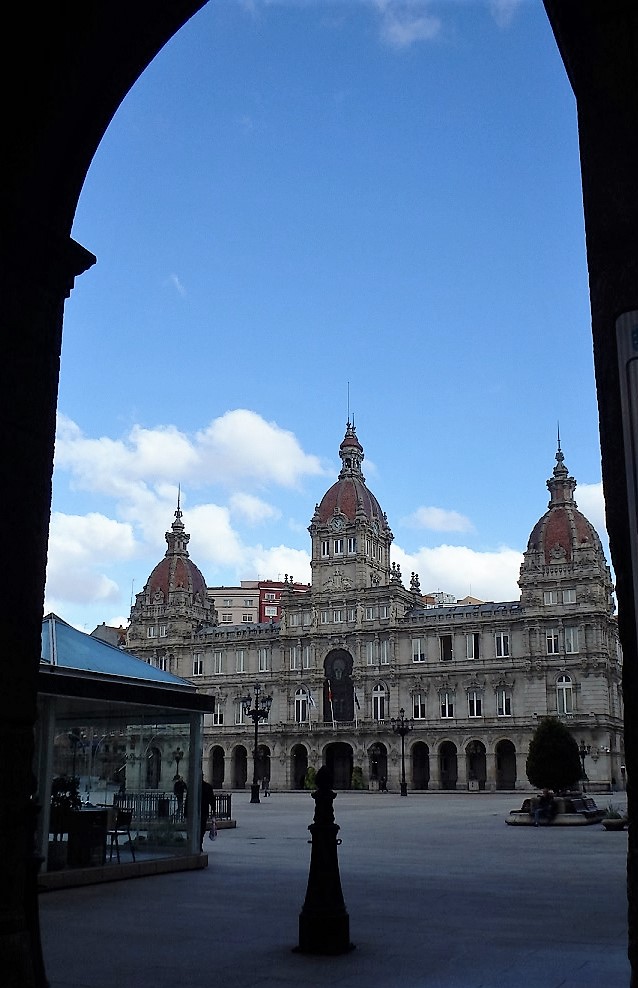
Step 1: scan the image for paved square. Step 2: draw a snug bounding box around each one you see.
[39,791,630,988]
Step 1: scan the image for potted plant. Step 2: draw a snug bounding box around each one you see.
[601,802,627,831]
[48,775,82,869]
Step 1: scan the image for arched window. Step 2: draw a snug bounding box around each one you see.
[295,688,309,724]
[372,683,386,721]
[556,674,574,714]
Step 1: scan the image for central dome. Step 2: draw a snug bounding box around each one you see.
[314,422,390,532]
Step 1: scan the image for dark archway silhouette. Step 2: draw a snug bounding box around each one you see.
[496,739,517,790]
[412,741,430,790]
[325,742,354,790]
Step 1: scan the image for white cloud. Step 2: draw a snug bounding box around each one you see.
[45,512,136,609]
[575,481,608,544]
[489,0,522,30]
[247,545,312,586]
[402,505,474,533]
[229,492,281,525]
[55,409,326,498]
[392,542,523,602]
[195,409,327,487]
[375,0,442,50]
[167,273,186,297]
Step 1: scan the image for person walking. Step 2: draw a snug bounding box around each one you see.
[200,775,215,851]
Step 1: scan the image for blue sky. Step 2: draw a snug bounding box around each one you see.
[45,0,609,632]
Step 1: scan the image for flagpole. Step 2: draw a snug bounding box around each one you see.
[327,679,335,730]
[353,685,358,728]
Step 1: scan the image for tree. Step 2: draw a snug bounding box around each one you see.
[526,717,582,792]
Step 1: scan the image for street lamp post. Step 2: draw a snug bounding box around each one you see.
[241,683,273,804]
[391,708,414,797]
[579,741,591,792]
[172,746,184,778]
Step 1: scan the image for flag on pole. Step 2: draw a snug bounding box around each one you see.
[353,686,360,727]
[307,691,316,708]
[327,679,335,729]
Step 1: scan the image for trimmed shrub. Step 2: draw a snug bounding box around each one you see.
[351,766,365,790]
[526,717,582,792]
[303,766,317,790]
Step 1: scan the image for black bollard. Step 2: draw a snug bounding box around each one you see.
[295,765,355,955]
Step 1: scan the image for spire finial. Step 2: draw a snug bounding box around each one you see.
[557,422,561,453]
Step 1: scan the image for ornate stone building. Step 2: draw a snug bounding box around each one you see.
[126,425,622,792]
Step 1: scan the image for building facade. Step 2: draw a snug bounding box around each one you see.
[126,424,623,792]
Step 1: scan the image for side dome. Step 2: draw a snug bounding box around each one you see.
[525,446,602,564]
[138,501,207,604]
[519,443,614,610]
[313,421,390,533]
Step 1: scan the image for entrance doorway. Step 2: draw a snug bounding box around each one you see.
[439,741,458,790]
[232,746,248,789]
[325,742,354,789]
[466,740,487,790]
[412,741,430,789]
[496,739,517,789]
[210,746,225,789]
[291,744,308,789]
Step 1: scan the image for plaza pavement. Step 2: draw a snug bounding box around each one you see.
[39,790,630,988]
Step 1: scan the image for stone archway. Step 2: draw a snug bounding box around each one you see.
[232,746,248,789]
[291,744,308,789]
[439,741,458,790]
[210,745,225,789]
[466,740,487,791]
[495,739,517,790]
[325,742,354,790]
[412,741,430,790]
[368,742,388,785]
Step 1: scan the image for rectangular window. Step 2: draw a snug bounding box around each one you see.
[347,537,357,554]
[366,538,372,555]
[379,604,389,619]
[288,612,300,627]
[365,606,375,620]
[347,607,357,623]
[412,638,426,663]
[497,689,512,717]
[289,646,300,670]
[243,598,254,607]
[264,605,277,617]
[221,613,233,623]
[563,587,576,604]
[222,598,233,607]
[468,691,482,717]
[321,540,330,557]
[333,609,343,624]
[192,654,203,677]
[258,648,269,673]
[466,632,480,660]
[235,703,246,726]
[495,632,510,658]
[213,651,223,675]
[439,634,453,662]
[365,641,376,665]
[440,692,454,718]
[303,645,313,669]
[379,639,389,665]
[546,628,560,655]
[333,538,344,555]
[565,626,579,654]
[543,590,559,605]
[265,592,276,601]
[413,693,427,719]
[242,614,253,623]
[320,610,330,624]
[156,654,167,672]
[147,627,157,639]
[235,650,245,673]
[212,709,224,726]
[158,625,167,638]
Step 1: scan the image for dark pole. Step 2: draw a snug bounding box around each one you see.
[391,708,413,797]
[295,765,354,955]
[241,684,273,805]
[579,741,590,793]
